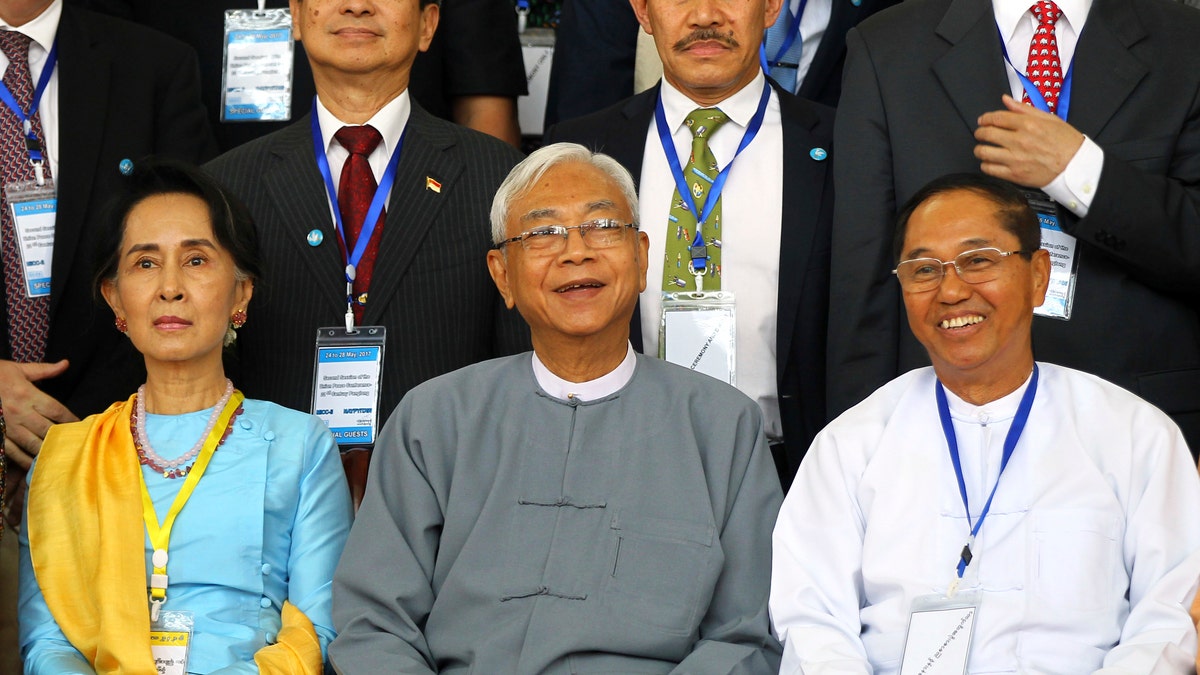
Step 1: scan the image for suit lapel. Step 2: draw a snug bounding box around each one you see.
[261,117,346,309]
[361,105,461,324]
[932,0,1011,135]
[52,7,109,319]
[776,87,829,380]
[1066,0,1147,138]
[799,0,857,101]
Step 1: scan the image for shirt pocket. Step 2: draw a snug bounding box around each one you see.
[604,511,717,636]
[1031,508,1122,612]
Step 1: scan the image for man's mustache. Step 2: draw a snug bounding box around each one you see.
[673,29,740,52]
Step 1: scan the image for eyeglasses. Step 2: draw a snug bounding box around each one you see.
[893,247,1034,292]
[494,219,638,255]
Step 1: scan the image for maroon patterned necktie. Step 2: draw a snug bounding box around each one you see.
[334,125,384,324]
[1023,0,1064,112]
[0,30,50,362]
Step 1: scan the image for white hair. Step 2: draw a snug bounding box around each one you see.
[489,142,640,245]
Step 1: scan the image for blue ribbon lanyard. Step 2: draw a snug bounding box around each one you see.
[653,81,770,274]
[758,0,810,74]
[936,365,1039,584]
[310,98,406,328]
[0,38,57,185]
[997,26,1072,121]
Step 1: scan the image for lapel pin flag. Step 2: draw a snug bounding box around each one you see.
[426,176,442,193]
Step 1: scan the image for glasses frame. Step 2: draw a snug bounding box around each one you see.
[892,247,1035,292]
[493,219,639,253]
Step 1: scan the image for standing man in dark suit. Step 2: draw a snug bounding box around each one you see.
[0,1,214,671]
[546,0,835,489]
[206,0,528,499]
[828,0,1200,453]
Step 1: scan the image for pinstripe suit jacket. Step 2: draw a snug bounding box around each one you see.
[205,103,529,425]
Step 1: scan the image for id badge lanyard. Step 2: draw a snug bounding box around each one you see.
[997,27,1073,121]
[758,0,810,74]
[138,392,244,621]
[937,365,1038,597]
[653,82,769,288]
[310,98,406,332]
[0,38,57,186]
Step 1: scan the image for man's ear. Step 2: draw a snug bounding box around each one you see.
[486,249,517,309]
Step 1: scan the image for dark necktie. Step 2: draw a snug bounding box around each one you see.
[334,125,384,323]
[1023,0,1064,112]
[0,30,50,362]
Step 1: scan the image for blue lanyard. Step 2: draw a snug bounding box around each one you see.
[997,25,1073,121]
[310,98,406,287]
[0,37,57,166]
[936,365,1039,578]
[758,0,809,74]
[654,81,769,258]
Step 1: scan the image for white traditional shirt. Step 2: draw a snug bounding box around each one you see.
[771,364,1200,673]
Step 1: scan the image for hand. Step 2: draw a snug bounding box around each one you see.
[974,94,1085,188]
[0,359,77,469]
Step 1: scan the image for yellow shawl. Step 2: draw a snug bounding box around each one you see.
[27,395,321,674]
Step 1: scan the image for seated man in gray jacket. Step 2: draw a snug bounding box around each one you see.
[330,143,783,673]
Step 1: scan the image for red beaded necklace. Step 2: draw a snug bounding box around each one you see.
[130,395,243,479]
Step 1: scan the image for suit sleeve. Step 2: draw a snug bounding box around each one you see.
[152,38,218,163]
[826,27,903,418]
[671,408,784,674]
[328,397,440,674]
[1063,123,1200,293]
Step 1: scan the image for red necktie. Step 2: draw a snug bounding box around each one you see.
[0,30,50,363]
[1023,0,1064,112]
[334,125,384,324]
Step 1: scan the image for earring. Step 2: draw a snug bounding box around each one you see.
[231,309,247,328]
[114,317,128,333]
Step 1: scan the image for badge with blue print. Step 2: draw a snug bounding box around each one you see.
[1024,191,1077,321]
[312,326,386,448]
[5,180,56,298]
[221,9,294,122]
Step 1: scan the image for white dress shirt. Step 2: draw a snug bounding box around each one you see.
[314,91,411,225]
[771,364,1200,673]
[639,72,784,441]
[776,0,834,93]
[0,0,62,181]
[994,0,1103,217]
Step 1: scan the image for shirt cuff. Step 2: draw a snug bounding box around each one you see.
[1041,135,1103,218]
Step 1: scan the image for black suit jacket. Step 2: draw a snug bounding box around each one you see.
[829,0,1200,451]
[205,104,529,425]
[794,0,903,106]
[0,6,216,417]
[546,82,835,484]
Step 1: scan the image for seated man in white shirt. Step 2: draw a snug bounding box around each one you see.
[771,172,1200,673]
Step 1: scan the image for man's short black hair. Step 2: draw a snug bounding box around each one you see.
[892,173,1042,263]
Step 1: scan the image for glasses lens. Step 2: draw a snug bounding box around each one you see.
[897,258,944,291]
[582,220,627,248]
[954,248,1004,283]
[521,226,565,253]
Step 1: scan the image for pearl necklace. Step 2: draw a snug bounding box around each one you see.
[131,380,239,479]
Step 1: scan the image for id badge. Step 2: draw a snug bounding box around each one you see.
[221,9,294,122]
[898,592,979,675]
[659,291,736,385]
[5,180,55,298]
[1026,192,1078,320]
[150,610,193,675]
[312,326,386,446]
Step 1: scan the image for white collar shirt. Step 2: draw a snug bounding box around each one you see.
[0,0,62,179]
[532,343,637,401]
[638,73,784,441]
